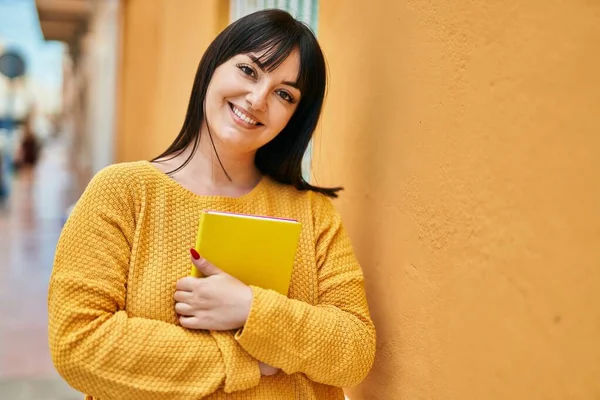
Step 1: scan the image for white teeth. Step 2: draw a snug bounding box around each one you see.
[232,106,258,125]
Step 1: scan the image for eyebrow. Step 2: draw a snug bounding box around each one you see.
[248,55,300,90]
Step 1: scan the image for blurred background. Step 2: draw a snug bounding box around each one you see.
[0,0,598,399]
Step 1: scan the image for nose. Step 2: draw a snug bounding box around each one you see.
[246,85,268,112]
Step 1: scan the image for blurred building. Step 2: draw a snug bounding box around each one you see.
[34,0,119,193]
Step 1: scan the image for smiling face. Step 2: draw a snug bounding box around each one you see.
[203,48,302,154]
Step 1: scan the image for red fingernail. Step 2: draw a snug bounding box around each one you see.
[190,248,200,260]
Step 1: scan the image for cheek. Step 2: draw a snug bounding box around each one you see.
[206,74,237,103]
[204,83,219,112]
[205,86,231,121]
[270,104,296,130]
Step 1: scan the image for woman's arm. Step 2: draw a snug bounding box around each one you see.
[48,166,260,400]
[234,196,376,388]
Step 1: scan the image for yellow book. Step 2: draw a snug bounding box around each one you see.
[191,210,302,296]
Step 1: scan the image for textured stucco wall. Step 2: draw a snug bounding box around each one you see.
[116,0,229,162]
[316,1,600,398]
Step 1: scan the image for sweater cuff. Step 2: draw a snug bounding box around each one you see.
[210,330,261,393]
[235,286,283,358]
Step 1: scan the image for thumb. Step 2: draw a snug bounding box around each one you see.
[190,248,222,276]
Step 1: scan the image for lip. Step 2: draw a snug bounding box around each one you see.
[228,102,263,128]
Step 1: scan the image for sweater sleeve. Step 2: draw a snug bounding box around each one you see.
[48,165,260,400]
[234,195,376,388]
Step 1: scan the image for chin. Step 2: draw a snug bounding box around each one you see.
[211,127,257,152]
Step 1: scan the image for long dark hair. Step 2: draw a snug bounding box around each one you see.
[152,9,342,198]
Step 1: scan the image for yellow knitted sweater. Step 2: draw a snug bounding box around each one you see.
[48,161,376,400]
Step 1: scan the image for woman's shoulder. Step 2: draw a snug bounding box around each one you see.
[264,177,340,217]
[95,160,155,178]
[86,161,151,195]
[69,162,151,220]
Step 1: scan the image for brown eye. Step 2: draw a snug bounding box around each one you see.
[277,90,296,104]
[236,64,256,78]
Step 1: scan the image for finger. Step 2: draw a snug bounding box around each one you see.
[258,362,279,376]
[190,248,223,277]
[179,315,201,329]
[174,302,195,316]
[173,290,193,302]
[176,276,197,291]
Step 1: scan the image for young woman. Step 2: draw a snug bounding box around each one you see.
[49,9,375,400]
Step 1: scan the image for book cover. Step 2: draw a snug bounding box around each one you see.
[190,210,302,296]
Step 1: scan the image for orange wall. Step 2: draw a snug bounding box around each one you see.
[116,0,229,162]
[316,1,600,399]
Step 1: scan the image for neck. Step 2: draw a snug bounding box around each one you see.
[177,124,262,190]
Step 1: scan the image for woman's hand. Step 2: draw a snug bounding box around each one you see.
[174,249,253,331]
[258,362,279,376]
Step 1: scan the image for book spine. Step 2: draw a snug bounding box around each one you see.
[190,212,206,278]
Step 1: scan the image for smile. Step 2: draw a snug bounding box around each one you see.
[228,102,262,126]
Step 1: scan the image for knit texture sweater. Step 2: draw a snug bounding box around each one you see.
[48,161,376,400]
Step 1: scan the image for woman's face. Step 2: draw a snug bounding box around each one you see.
[204,48,302,154]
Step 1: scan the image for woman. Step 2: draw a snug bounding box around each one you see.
[49,9,375,400]
[14,115,40,181]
